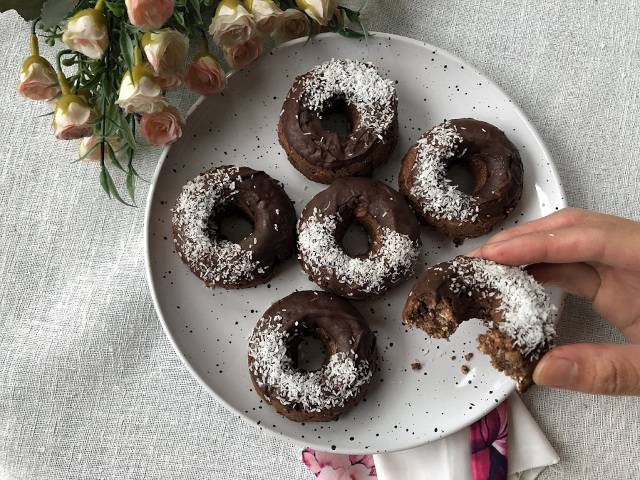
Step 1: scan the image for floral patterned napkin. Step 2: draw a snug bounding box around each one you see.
[302,401,508,480]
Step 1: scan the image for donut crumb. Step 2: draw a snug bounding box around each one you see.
[410,361,422,371]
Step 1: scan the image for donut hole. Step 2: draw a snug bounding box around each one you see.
[340,220,373,258]
[208,205,254,243]
[319,96,355,137]
[290,331,328,373]
[446,154,490,195]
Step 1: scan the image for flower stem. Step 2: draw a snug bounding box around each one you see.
[134,45,142,66]
[56,50,74,95]
[30,17,40,56]
[199,29,210,54]
[95,0,106,12]
[30,34,40,57]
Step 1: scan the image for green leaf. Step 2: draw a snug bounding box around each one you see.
[103,165,135,206]
[106,140,127,173]
[40,0,77,28]
[0,0,45,21]
[126,150,136,203]
[119,27,135,76]
[99,165,110,197]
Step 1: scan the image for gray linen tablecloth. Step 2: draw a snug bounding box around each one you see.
[1,1,639,479]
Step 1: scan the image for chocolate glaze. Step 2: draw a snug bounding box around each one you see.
[298,177,422,299]
[399,118,523,241]
[248,291,376,421]
[402,258,550,391]
[278,74,399,184]
[172,166,297,289]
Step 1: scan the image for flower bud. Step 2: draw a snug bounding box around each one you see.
[141,29,189,77]
[125,0,175,31]
[53,94,94,140]
[185,53,226,96]
[18,55,60,101]
[79,135,127,162]
[62,8,109,59]
[223,36,263,70]
[272,8,309,44]
[140,105,184,146]
[210,0,257,48]
[244,0,282,33]
[295,0,337,25]
[116,65,168,114]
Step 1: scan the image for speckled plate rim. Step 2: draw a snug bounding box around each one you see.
[143,31,567,455]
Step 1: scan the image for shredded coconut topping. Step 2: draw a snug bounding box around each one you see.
[450,257,556,358]
[248,315,372,412]
[172,166,258,285]
[410,122,479,222]
[298,210,420,295]
[300,59,396,137]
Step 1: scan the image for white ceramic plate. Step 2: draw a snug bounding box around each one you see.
[144,32,566,454]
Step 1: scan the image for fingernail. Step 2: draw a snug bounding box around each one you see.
[533,356,578,387]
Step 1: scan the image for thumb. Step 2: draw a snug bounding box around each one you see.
[533,344,640,395]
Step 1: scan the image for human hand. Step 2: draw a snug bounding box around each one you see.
[469,208,640,395]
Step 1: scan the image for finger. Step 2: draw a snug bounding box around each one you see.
[472,226,617,267]
[481,208,596,246]
[526,263,601,300]
[533,344,640,395]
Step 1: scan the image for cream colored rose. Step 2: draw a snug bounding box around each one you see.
[272,8,309,44]
[52,95,94,140]
[210,0,257,48]
[116,65,167,114]
[185,54,226,96]
[79,135,127,162]
[295,0,337,25]
[223,36,263,70]
[141,29,189,77]
[62,9,109,60]
[18,56,60,101]
[140,106,184,146]
[244,0,282,33]
[125,0,175,31]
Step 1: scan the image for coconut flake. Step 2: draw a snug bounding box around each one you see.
[298,210,420,295]
[300,59,396,136]
[248,315,372,412]
[450,257,556,358]
[410,122,479,222]
[172,166,258,285]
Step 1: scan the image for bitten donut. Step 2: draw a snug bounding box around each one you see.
[402,256,556,391]
[399,118,523,242]
[278,59,399,183]
[298,177,422,299]
[172,166,296,289]
[248,290,377,422]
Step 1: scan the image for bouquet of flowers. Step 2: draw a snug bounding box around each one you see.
[8,0,367,204]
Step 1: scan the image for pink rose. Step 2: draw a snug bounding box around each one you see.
[62,8,109,59]
[125,0,175,30]
[223,36,263,70]
[52,94,94,140]
[185,54,226,96]
[18,56,60,101]
[140,105,184,146]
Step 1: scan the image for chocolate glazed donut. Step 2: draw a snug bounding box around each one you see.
[402,256,556,391]
[298,177,422,299]
[278,59,399,184]
[172,166,297,289]
[248,291,377,422]
[399,118,523,242]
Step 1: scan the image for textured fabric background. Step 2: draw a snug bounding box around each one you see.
[1,1,639,479]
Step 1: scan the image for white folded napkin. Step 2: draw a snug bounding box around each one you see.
[373,395,559,480]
